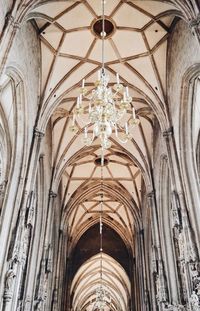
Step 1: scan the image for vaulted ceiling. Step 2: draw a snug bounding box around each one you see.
[27,1,177,310]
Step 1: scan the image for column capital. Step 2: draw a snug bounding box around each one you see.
[34,127,45,138]
[146,190,155,199]
[5,13,21,30]
[189,13,200,29]
[49,190,57,198]
[163,127,173,139]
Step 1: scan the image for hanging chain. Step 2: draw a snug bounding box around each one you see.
[101,0,105,74]
[100,160,104,285]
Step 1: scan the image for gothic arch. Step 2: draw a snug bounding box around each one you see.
[179,64,200,250]
[0,67,29,309]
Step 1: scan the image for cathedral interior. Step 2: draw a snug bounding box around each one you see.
[0,0,200,311]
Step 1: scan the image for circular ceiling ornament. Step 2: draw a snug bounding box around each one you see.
[91,17,116,39]
[94,157,109,166]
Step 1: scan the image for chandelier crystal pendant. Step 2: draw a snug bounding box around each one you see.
[69,0,140,162]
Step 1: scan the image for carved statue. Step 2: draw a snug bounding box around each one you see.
[5,269,15,290]
[5,260,17,291]
[171,203,180,227]
[20,228,30,266]
[190,263,199,279]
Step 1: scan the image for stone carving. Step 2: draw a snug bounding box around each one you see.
[171,192,180,227]
[0,180,6,198]
[4,259,17,301]
[181,209,197,263]
[163,302,187,311]
[5,266,16,290]
[156,272,167,302]
[35,299,44,311]
[189,262,200,293]
[35,258,48,307]
[171,205,180,227]
[189,291,200,311]
[20,227,30,267]
[178,231,185,260]
[27,205,35,226]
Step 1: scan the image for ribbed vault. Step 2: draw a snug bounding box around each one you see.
[26,1,179,310]
[70,253,131,311]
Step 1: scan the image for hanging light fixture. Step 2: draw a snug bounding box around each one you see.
[69,0,140,163]
[91,165,111,311]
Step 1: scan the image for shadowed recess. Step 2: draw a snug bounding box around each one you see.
[71,223,131,278]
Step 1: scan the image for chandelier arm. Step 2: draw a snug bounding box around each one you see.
[115,126,129,144]
[82,93,93,101]
[76,114,91,126]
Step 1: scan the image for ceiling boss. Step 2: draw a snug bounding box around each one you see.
[69,0,140,165]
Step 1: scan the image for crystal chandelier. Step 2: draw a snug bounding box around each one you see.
[70,0,140,163]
